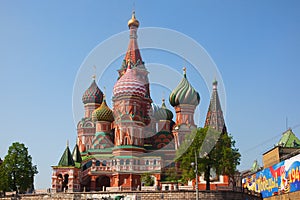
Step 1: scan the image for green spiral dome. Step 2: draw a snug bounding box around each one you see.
[169,69,200,107]
[92,99,114,122]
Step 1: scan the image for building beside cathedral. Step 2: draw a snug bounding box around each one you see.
[51,12,228,192]
[242,129,300,199]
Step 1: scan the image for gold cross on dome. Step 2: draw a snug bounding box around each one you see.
[92,65,97,80]
[183,67,186,74]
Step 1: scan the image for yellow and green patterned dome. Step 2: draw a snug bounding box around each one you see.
[154,99,173,121]
[92,98,114,122]
[169,68,200,107]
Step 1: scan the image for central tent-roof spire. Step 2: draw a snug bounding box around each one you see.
[124,10,143,67]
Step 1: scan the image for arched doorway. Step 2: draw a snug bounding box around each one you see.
[96,176,110,191]
[62,174,69,192]
[57,174,63,192]
[81,176,91,192]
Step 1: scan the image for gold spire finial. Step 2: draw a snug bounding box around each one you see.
[92,65,97,80]
[67,140,69,147]
[103,86,106,100]
[128,10,139,28]
[213,78,218,90]
[161,97,167,108]
[183,67,187,77]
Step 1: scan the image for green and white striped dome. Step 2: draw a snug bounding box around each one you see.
[169,68,200,107]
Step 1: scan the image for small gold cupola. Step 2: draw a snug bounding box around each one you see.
[128,11,139,28]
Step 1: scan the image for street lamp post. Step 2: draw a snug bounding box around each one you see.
[191,151,199,200]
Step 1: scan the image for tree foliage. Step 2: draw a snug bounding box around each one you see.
[0,163,9,195]
[176,127,240,190]
[0,142,38,194]
[163,167,181,182]
[141,173,154,186]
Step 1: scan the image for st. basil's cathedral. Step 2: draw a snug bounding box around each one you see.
[51,12,227,192]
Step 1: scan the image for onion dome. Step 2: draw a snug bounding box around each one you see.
[151,103,160,116]
[82,79,103,104]
[92,96,114,122]
[169,68,200,107]
[128,11,139,28]
[154,99,174,121]
[113,67,147,98]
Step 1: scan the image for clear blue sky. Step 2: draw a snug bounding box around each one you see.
[1,0,300,189]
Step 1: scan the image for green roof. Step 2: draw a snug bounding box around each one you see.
[113,145,145,150]
[87,148,113,153]
[277,129,300,148]
[74,162,81,168]
[58,146,75,167]
[251,160,260,172]
[81,155,94,161]
[114,155,139,159]
[72,144,82,163]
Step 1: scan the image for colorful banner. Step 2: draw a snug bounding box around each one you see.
[242,154,300,198]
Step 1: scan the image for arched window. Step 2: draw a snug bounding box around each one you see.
[86,161,92,168]
[63,174,69,191]
[82,160,92,170]
[102,160,107,166]
[153,159,157,165]
[126,159,130,165]
[84,121,93,127]
[120,160,124,165]
[146,160,149,165]
[124,136,130,145]
[58,174,63,181]
[96,160,100,166]
[133,160,136,165]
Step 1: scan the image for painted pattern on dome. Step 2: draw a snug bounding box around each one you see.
[169,70,200,107]
[82,80,103,104]
[92,99,114,122]
[113,67,147,98]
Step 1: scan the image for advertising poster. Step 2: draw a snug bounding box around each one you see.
[242,154,300,198]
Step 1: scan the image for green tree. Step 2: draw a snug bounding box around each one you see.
[163,167,181,182]
[141,173,154,186]
[0,142,38,194]
[0,162,9,196]
[176,127,240,190]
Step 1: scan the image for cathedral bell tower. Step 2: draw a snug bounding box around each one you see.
[112,11,152,157]
[169,68,200,149]
[77,77,103,152]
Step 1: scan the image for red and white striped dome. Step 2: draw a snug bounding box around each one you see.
[113,68,147,98]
